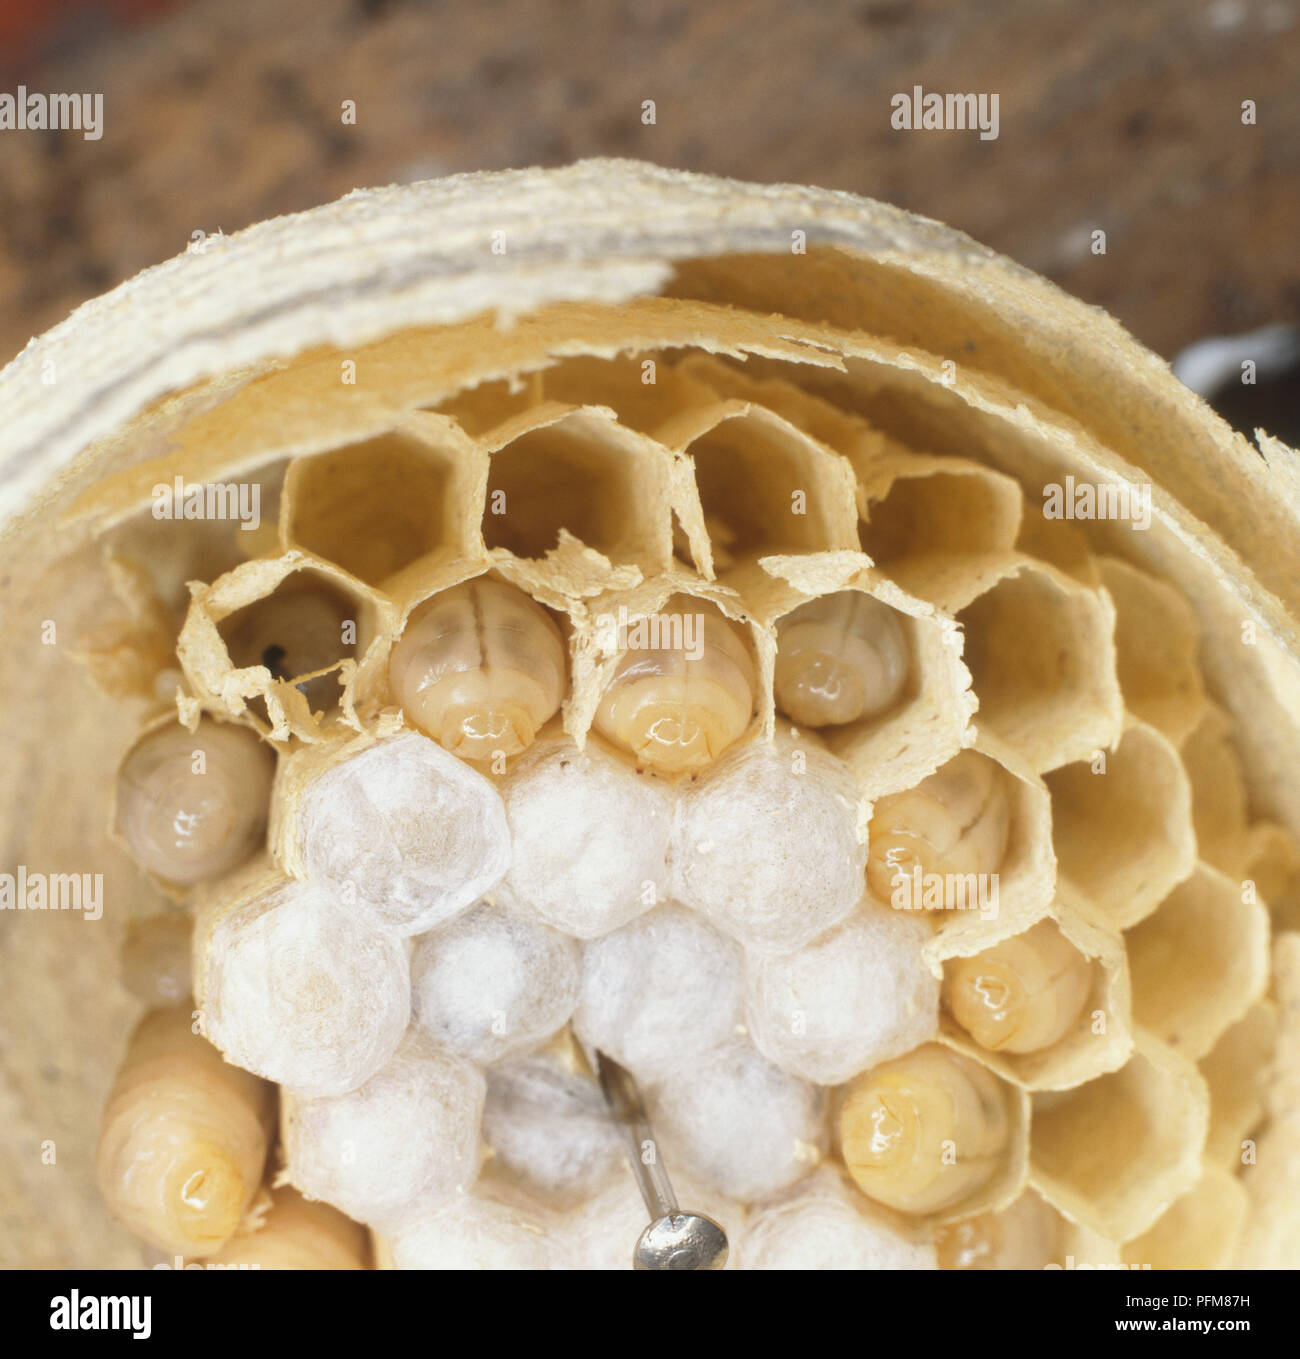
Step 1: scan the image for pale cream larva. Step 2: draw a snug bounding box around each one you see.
[774,591,910,728]
[204,1186,370,1269]
[388,577,566,762]
[593,599,757,774]
[866,750,1010,907]
[120,913,193,1008]
[115,719,274,886]
[97,1008,274,1257]
[934,1191,1059,1270]
[943,920,1093,1054]
[838,1044,1011,1216]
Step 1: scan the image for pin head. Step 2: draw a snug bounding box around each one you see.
[634,1212,729,1271]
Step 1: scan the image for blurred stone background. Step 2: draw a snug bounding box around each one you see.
[0,0,1297,370]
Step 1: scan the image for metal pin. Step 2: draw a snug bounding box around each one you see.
[594,1049,729,1271]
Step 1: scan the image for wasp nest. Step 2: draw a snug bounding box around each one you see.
[7,162,1298,1270]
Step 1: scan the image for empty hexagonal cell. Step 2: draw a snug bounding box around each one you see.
[957,562,1123,772]
[674,351,869,449]
[1126,865,1270,1061]
[1013,507,1101,589]
[283,415,486,596]
[220,573,361,704]
[1120,1166,1248,1270]
[179,556,386,740]
[1199,1002,1278,1171]
[217,568,376,718]
[481,405,674,575]
[432,372,545,438]
[1181,703,1252,877]
[1096,557,1207,747]
[1029,1030,1208,1242]
[1045,719,1196,929]
[1234,936,1300,1268]
[858,460,1024,613]
[539,352,718,435]
[939,902,1132,1092]
[1243,822,1300,932]
[669,403,860,576]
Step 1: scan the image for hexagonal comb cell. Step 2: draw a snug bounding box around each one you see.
[540,352,719,436]
[939,906,1132,1092]
[1097,557,1207,746]
[957,562,1123,773]
[668,404,860,576]
[1181,703,1253,877]
[219,572,360,712]
[589,591,758,775]
[1045,719,1197,929]
[284,418,484,595]
[1120,1166,1248,1270]
[857,462,1024,612]
[1125,864,1270,1060]
[1199,1002,1278,1171]
[1029,1031,1208,1242]
[178,555,385,739]
[481,406,674,575]
[836,1042,1031,1227]
[774,588,972,803]
[935,1186,1120,1269]
[432,374,545,439]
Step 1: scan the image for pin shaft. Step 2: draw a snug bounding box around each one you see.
[595,1049,678,1219]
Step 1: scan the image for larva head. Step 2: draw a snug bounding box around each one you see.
[224,583,354,710]
[162,1142,249,1249]
[593,601,756,774]
[115,720,274,886]
[388,577,566,762]
[838,1043,1010,1215]
[866,750,1010,904]
[943,920,1093,1054]
[775,591,910,728]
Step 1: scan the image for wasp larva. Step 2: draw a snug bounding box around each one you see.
[774,591,910,728]
[934,1191,1057,1269]
[97,1008,274,1256]
[388,577,566,762]
[205,1186,370,1269]
[593,599,756,774]
[120,913,193,1008]
[866,750,1010,907]
[943,920,1093,1054]
[115,719,275,886]
[838,1044,1011,1215]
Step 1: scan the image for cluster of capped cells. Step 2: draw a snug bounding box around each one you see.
[96,349,1287,1270]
